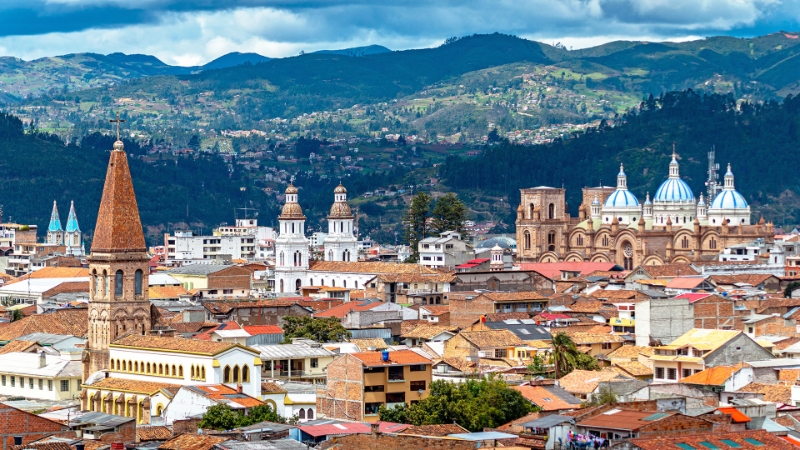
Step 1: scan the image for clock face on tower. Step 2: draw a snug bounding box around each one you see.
[624,244,633,258]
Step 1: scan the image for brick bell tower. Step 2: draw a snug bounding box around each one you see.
[83,138,151,381]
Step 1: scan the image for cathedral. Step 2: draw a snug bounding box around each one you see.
[47,200,85,257]
[274,182,359,293]
[515,152,774,268]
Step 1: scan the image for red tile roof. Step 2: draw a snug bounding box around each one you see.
[91,145,146,253]
[675,293,713,303]
[576,409,675,431]
[717,407,751,423]
[627,430,789,450]
[313,300,382,319]
[666,276,709,289]
[300,421,409,437]
[188,384,263,408]
[351,349,432,366]
[242,325,283,335]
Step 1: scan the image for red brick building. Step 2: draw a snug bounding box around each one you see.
[0,404,67,450]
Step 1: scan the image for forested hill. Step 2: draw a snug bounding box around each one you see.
[440,90,800,226]
[0,113,409,246]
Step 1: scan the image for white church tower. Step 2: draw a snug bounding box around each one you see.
[64,200,85,257]
[47,200,64,245]
[323,183,358,262]
[275,182,309,293]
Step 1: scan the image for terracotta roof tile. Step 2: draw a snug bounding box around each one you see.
[242,325,283,335]
[401,325,457,340]
[349,338,388,351]
[738,382,793,404]
[420,305,450,315]
[111,334,250,356]
[627,429,789,450]
[0,309,87,340]
[607,346,655,360]
[779,369,800,382]
[0,340,37,355]
[590,289,644,300]
[148,286,191,300]
[376,273,456,283]
[402,424,469,436]
[351,349,432,366]
[91,146,146,253]
[460,329,525,348]
[567,332,626,344]
[6,267,90,285]
[261,382,287,394]
[482,291,546,302]
[483,312,532,322]
[137,425,173,441]
[512,385,582,411]
[309,260,438,274]
[159,434,227,450]
[517,262,621,279]
[566,301,609,313]
[613,361,653,377]
[88,377,182,395]
[314,300,382,319]
[9,443,72,450]
[638,263,699,278]
[558,369,627,395]
[496,411,543,431]
[188,384,263,408]
[680,365,746,386]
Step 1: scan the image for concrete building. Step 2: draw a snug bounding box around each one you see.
[418,231,472,270]
[164,218,275,264]
[0,350,82,401]
[253,342,336,384]
[166,264,251,299]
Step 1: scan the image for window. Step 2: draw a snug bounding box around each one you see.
[38,379,43,390]
[364,367,385,374]
[29,378,34,389]
[61,380,70,392]
[410,380,426,391]
[524,231,531,250]
[699,443,720,449]
[410,364,427,372]
[388,366,404,381]
[656,367,664,379]
[223,366,231,383]
[709,238,717,249]
[115,270,123,297]
[494,349,508,358]
[682,369,692,379]
[10,376,15,387]
[20,377,24,387]
[242,365,250,382]
[548,203,555,219]
[602,235,609,247]
[576,235,584,246]
[298,408,305,419]
[386,392,406,403]
[223,289,233,294]
[134,269,143,295]
[365,403,382,415]
[601,342,612,350]
[1,375,5,386]
[742,438,764,446]
[233,366,240,383]
[364,385,385,392]
[681,236,689,249]
[310,358,319,368]
[48,380,53,391]
[667,368,677,380]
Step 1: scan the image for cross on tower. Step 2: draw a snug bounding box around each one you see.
[110,113,126,141]
[290,175,296,184]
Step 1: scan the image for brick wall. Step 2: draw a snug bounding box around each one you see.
[447,294,494,329]
[172,418,201,435]
[0,404,66,450]
[637,414,713,437]
[705,334,774,367]
[443,334,477,360]
[208,267,252,290]
[693,295,736,329]
[735,316,797,338]
[317,354,364,421]
[99,421,136,444]
[320,432,481,450]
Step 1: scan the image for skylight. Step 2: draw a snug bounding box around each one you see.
[676,444,696,450]
[699,442,720,449]
[742,438,764,446]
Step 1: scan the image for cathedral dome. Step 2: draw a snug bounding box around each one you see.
[334,183,347,194]
[285,184,298,195]
[604,189,639,208]
[653,178,695,202]
[280,202,305,218]
[710,189,748,209]
[328,201,353,218]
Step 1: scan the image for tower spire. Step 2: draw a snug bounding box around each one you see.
[66,200,80,233]
[48,200,63,233]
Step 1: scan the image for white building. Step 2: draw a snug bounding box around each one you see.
[164,218,276,264]
[601,164,641,226]
[708,164,752,227]
[163,384,264,426]
[418,231,472,269]
[0,350,83,401]
[323,184,359,262]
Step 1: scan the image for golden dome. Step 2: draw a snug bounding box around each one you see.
[280,202,305,218]
[334,183,347,194]
[328,201,353,218]
[285,184,298,195]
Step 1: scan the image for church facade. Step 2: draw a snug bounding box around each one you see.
[515,153,774,268]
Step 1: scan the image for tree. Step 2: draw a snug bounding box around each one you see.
[378,403,409,423]
[404,192,432,262]
[551,332,584,378]
[187,134,201,151]
[198,404,241,430]
[487,128,500,143]
[431,193,469,235]
[526,353,546,376]
[247,403,286,424]
[281,316,351,343]
[588,385,618,406]
[574,352,600,371]
[785,281,800,298]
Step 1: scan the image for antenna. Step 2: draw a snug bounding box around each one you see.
[706,146,721,200]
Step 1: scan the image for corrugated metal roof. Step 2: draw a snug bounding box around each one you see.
[252,344,334,359]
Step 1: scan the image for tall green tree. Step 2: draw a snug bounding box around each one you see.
[281,316,351,343]
[551,332,582,378]
[198,404,242,430]
[404,192,432,262]
[431,193,469,235]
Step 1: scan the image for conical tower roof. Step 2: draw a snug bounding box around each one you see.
[48,200,63,232]
[66,201,80,233]
[91,141,146,253]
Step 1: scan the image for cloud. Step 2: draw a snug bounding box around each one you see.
[0,0,795,65]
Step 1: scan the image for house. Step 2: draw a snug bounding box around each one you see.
[253,343,336,384]
[315,299,416,330]
[316,350,433,422]
[443,329,526,362]
[419,305,450,325]
[650,329,774,384]
[567,332,626,357]
[511,383,582,411]
[626,429,792,449]
[450,270,554,293]
[624,263,700,286]
[665,276,716,295]
[167,264,252,299]
[0,402,67,449]
[0,350,82,401]
[556,369,630,400]
[367,272,455,304]
[203,299,312,327]
[470,319,552,342]
[679,363,754,394]
[574,410,712,444]
[418,231,472,269]
[163,384,263,425]
[709,274,781,293]
[400,325,456,347]
[0,309,88,341]
[447,291,548,328]
[454,258,491,272]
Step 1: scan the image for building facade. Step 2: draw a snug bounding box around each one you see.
[516,153,773,267]
[323,184,359,262]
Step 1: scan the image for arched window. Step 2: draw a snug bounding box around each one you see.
[171,365,176,376]
[576,235,584,246]
[524,231,531,250]
[242,365,249,382]
[279,252,285,266]
[298,408,306,419]
[710,238,717,249]
[602,236,609,247]
[328,250,333,261]
[343,280,347,288]
[92,270,99,296]
[147,363,151,373]
[307,409,314,419]
[529,203,535,220]
[115,270,124,297]
[111,359,116,370]
[355,281,359,289]
[134,362,139,373]
[134,270,143,296]
[547,231,556,252]
[223,366,231,383]
[158,364,164,375]
[179,366,184,377]
[548,203,555,219]
[681,236,689,249]
[331,280,336,287]
[279,279,284,292]
[201,366,206,380]
[104,270,109,297]
[309,278,314,286]
[191,365,195,378]
[233,366,240,383]
[296,279,302,291]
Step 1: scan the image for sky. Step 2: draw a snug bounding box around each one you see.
[0,0,798,66]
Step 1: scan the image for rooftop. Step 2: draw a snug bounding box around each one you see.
[111,334,252,356]
[350,349,431,367]
[308,260,438,275]
[87,377,182,395]
[576,408,676,431]
[627,429,789,450]
[460,329,525,348]
[251,344,334,360]
[511,385,582,411]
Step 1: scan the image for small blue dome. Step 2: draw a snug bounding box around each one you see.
[654,178,695,203]
[710,190,748,209]
[604,189,639,208]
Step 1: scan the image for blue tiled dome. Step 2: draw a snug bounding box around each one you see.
[654,178,695,203]
[710,190,748,209]
[604,189,639,208]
